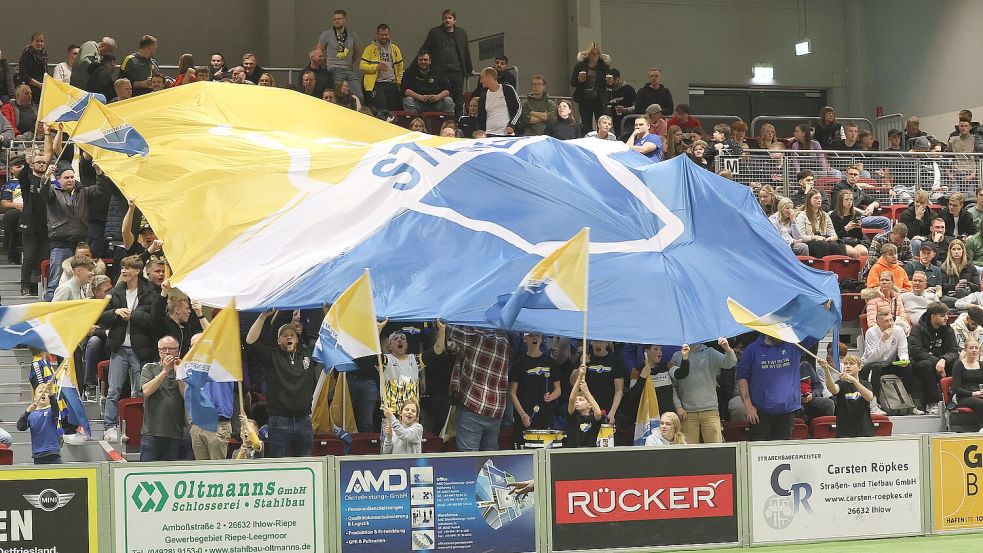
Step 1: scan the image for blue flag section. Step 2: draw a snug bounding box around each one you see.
[266,146,839,346]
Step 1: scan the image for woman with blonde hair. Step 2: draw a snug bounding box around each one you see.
[645,412,687,446]
[758,185,782,216]
[941,239,979,304]
[585,115,617,141]
[770,197,809,256]
[664,125,684,160]
[829,189,870,259]
[569,42,610,131]
[756,123,782,150]
[257,72,276,87]
[795,189,846,257]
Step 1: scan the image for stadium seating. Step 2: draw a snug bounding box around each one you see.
[119,397,144,448]
[0,446,11,465]
[809,414,893,438]
[940,376,980,431]
[348,432,382,455]
[312,434,345,456]
[823,255,862,283]
[421,432,444,453]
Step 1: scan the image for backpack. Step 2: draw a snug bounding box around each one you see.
[877,374,915,416]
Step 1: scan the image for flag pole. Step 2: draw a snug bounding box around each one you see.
[581,227,590,367]
[341,371,349,431]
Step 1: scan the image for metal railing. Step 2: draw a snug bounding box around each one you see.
[874,113,905,149]
[715,149,983,206]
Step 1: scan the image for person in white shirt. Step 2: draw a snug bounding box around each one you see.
[901,271,941,322]
[52,44,79,83]
[861,309,916,409]
[952,306,983,351]
[476,67,520,137]
[380,332,425,411]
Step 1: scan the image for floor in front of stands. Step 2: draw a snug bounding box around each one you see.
[674,533,983,552]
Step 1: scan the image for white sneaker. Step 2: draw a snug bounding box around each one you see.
[871,407,888,416]
[103,427,119,443]
[63,432,88,445]
[927,404,940,416]
[911,407,925,415]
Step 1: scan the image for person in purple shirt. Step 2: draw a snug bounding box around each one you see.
[627,115,663,161]
[736,334,803,441]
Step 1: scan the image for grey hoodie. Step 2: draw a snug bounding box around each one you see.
[670,344,737,411]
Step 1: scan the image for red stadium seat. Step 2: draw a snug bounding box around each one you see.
[841,293,865,322]
[0,446,11,465]
[421,111,454,135]
[498,427,514,451]
[312,434,345,456]
[797,256,824,270]
[39,259,50,293]
[861,228,881,241]
[940,376,979,431]
[808,416,837,439]
[389,111,418,129]
[823,255,862,283]
[348,432,382,455]
[97,360,110,399]
[791,419,808,439]
[722,421,750,442]
[883,204,907,222]
[421,433,444,453]
[119,398,144,448]
[871,415,893,436]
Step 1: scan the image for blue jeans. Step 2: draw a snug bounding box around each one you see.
[456,406,501,452]
[45,246,73,300]
[104,347,143,428]
[83,334,106,388]
[267,415,313,458]
[350,375,381,432]
[402,96,455,114]
[861,216,892,231]
[140,435,182,461]
[34,453,63,464]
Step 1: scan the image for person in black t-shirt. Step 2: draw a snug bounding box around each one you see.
[572,340,625,423]
[566,365,601,448]
[821,355,874,437]
[509,333,561,446]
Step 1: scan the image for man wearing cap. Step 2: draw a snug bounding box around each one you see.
[246,310,320,457]
[604,69,634,134]
[645,104,667,139]
[1,155,26,264]
[632,68,672,117]
[904,242,943,286]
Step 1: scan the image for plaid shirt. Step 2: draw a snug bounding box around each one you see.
[447,326,511,418]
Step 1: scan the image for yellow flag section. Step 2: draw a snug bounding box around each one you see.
[633,375,662,445]
[311,370,357,435]
[80,82,457,293]
[526,226,589,311]
[330,372,357,435]
[0,299,109,358]
[176,300,242,382]
[0,467,99,551]
[932,436,983,531]
[321,270,383,364]
[311,370,335,434]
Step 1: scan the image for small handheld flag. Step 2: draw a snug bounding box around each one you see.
[486,227,590,328]
[727,295,837,344]
[56,358,91,436]
[633,374,661,445]
[0,299,109,358]
[177,301,242,432]
[313,270,382,371]
[38,74,107,123]
[72,99,149,157]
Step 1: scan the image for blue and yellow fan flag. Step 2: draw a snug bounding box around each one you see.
[313,270,382,371]
[727,295,838,344]
[0,299,109,358]
[38,74,106,123]
[176,301,241,432]
[487,227,590,328]
[55,357,91,436]
[72,99,149,157]
[634,375,661,445]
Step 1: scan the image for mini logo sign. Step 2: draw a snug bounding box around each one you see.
[554,474,734,524]
[23,489,75,512]
[131,481,169,512]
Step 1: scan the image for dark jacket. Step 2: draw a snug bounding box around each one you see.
[814,122,843,150]
[151,293,203,357]
[98,279,159,361]
[940,207,977,238]
[703,139,743,166]
[570,52,610,107]
[421,24,473,78]
[940,263,979,296]
[87,62,117,102]
[633,83,673,116]
[477,84,521,134]
[908,310,959,369]
[898,203,935,238]
[0,59,14,100]
[103,190,135,244]
[18,171,47,235]
[832,180,877,209]
[42,174,107,245]
[789,187,830,211]
[294,65,334,99]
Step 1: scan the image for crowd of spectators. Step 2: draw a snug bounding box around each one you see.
[5,8,983,463]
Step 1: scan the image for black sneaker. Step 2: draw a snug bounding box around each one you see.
[20,286,31,297]
[84,385,98,401]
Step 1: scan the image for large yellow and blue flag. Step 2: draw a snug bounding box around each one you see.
[486,227,589,328]
[0,299,108,358]
[38,74,106,123]
[176,301,241,432]
[313,270,381,372]
[73,99,148,157]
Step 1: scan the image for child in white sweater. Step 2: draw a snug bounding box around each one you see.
[382,401,423,454]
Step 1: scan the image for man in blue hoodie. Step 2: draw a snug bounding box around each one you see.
[736,334,802,441]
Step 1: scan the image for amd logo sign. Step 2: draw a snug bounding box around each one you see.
[345,469,408,493]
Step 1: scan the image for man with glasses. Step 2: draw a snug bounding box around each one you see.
[139,336,185,461]
[19,152,51,297]
[832,164,892,231]
[519,75,555,137]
